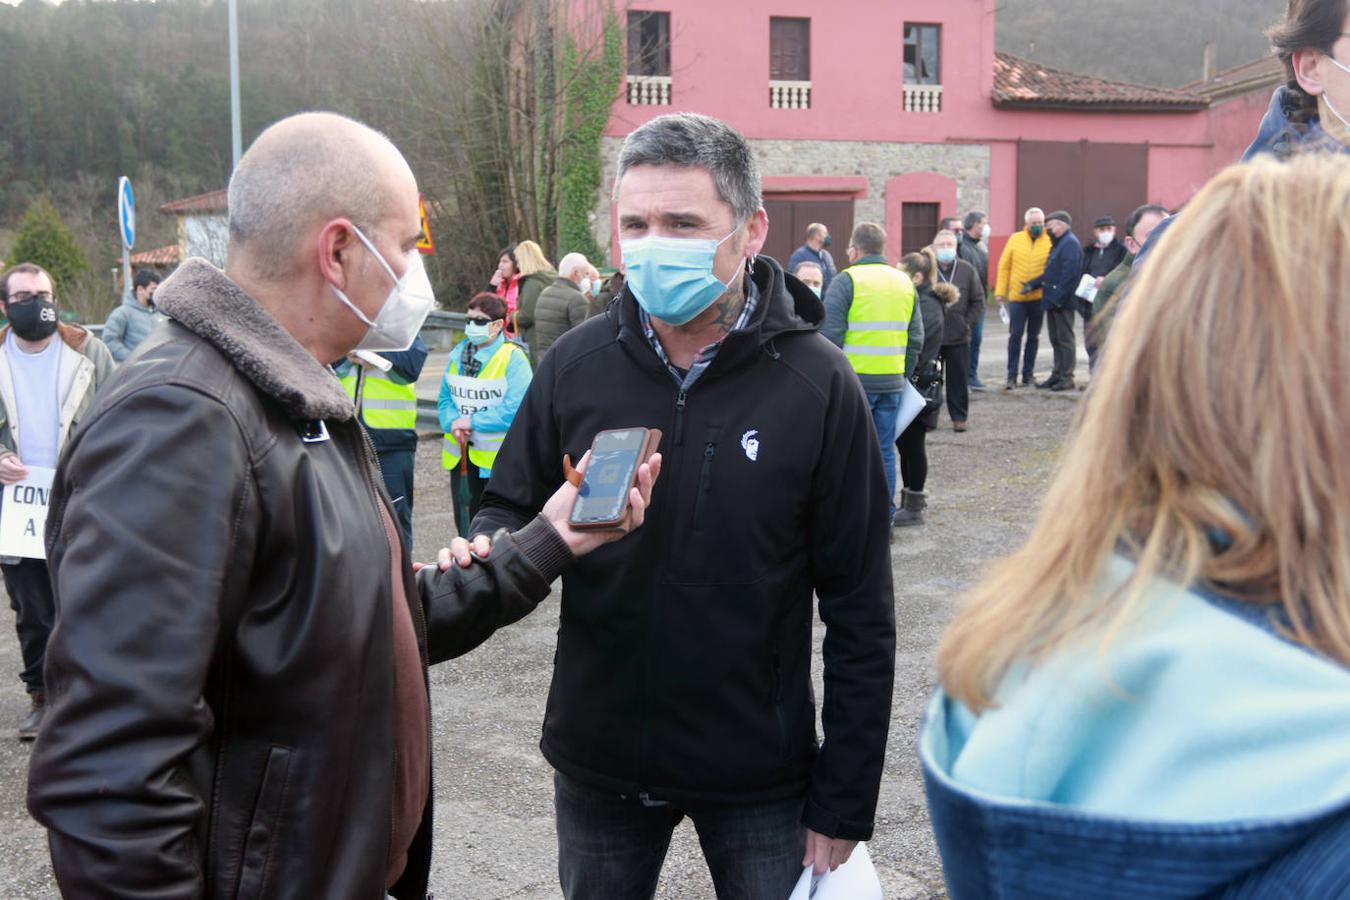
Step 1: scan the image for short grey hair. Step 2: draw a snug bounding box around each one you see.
[1024,207,1045,222]
[616,113,762,223]
[850,222,886,257]
[805,222,827,240]
[228,112,404,277]
[558,252,589,280]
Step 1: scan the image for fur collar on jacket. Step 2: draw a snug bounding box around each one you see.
[154,258,354,422]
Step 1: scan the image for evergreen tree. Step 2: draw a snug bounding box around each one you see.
[6,197,90,296]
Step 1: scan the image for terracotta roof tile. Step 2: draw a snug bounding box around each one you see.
[993,52,1209,111]
[159,189,228,214]
[127,245,182,267]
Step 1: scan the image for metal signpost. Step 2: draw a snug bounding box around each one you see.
[117,176,136,304]
[229,0,242,170]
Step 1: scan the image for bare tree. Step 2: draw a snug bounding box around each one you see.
[379,0,622,309]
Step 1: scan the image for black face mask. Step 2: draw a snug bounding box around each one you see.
[7,297,59,342]
[823,235,833,248]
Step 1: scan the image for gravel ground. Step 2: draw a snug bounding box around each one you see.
[0,318,1083,898]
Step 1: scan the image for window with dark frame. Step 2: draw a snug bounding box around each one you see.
[903,23,941,85]
[901,202,941,258]
[627,11,671,77]
[770,17,810,81]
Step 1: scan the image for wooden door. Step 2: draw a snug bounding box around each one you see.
[762,198,854,272]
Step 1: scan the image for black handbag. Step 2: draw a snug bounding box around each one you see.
[912,358,944,413]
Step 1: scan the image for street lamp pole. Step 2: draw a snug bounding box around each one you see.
[229,0,242,170]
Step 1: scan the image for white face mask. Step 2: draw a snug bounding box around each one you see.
[330,225,436,352]
[1322,54,1350,131]
[1096,230,1116,246]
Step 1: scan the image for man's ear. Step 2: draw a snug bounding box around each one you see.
[318,219,359,290]
[1293,48,1328,97]
[744,208,770,259]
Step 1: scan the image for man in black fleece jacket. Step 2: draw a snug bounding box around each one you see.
[467,113,895,899]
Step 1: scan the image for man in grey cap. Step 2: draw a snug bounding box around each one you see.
[1025,210,1083,391]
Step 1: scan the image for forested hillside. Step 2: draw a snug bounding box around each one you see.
[996,0,1285,87]
[0,0,1291,317]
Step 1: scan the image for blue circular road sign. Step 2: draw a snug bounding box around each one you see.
[118,176,136,250]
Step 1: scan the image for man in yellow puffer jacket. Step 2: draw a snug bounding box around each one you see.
[995,207,1052,390]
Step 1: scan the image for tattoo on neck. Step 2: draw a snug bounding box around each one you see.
[710,273,746,334]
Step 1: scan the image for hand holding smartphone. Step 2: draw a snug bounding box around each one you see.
[568,428,663,530]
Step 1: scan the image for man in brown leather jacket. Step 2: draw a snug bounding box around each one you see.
[26,112,658,900]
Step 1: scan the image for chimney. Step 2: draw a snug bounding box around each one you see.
[1202,43,1218,83]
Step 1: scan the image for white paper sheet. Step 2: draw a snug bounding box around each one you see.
[897,379,927,434]
[0,467,55,560]
[787,842,883,900]
[1075,273,1098,302]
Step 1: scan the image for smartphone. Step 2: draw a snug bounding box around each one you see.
[568,427,662,529]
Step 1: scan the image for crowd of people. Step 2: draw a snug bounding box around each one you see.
[0,0,1347,897]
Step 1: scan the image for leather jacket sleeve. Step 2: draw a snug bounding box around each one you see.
[29,384,255,898]
[419,516,572,665]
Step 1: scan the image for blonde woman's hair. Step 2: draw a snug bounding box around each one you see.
[939,154,1350,711]
[512,239,555,277]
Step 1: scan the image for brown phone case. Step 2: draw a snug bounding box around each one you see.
[566,427,662,530]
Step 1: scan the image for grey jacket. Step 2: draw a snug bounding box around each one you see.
[0,323,115,463]
[533,277,589,358]
[102,299,164,362]
[821,255,923,393]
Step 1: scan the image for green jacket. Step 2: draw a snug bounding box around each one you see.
[1091,254,1134,344]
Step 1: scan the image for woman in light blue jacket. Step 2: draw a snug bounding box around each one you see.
[921,156,1350,898]
[437,292,532,535]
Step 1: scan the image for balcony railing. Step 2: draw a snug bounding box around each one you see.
[903,83,943,113]
[627,75,673,106]
[769,80,812,109]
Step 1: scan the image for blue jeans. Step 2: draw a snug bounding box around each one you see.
[375,448,415,548]
[867,391,902,514]
[1006,302,1044,380]
[554,771,806,900]
[968,314,985,384]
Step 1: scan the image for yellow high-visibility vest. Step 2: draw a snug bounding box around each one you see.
[441,341,523,472]
[843,264,916,376]
[339,366,418,431]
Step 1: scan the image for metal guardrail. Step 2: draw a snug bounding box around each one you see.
[84,310,467,350]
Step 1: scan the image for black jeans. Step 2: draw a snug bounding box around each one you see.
[451,466,489,538]
[1046,306,1077,381]
[376,448,416,548]
[1077,298,1099,370]
[896,418,929,492]
[554,771,806,900]
[3,558,53,695]
[940,343,971,423]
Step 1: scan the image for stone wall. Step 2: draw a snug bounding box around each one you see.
[593,136,991,263]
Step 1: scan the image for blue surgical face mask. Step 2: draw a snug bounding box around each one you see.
[620,227,741,326]
[464,321,494,345]
[936,247,957,265]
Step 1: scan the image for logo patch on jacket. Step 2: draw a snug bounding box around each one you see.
[740,429,759,462]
